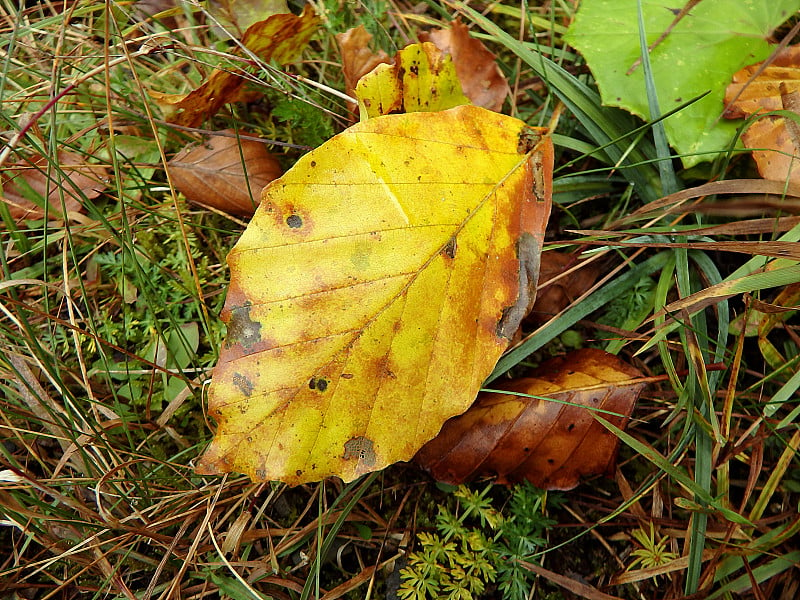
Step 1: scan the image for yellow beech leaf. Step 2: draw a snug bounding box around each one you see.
[355,42,471,120]
[195,105,553,484]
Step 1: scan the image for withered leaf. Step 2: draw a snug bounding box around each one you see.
[419,19,510,112]
[724,45,800,182]
[168,130,282,216]
[207,0,290,36]
[724,45,800,119]
[1,151,107,221]
[158,6,318,128]
[336,25,390,121]
[414,348,645,490]
[355,42,470,120]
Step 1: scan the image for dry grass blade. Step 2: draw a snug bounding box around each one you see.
[619,179,800,224]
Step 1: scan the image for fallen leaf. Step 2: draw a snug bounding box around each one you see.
[1,151,107,221]
[336,25,390,121]
[355,42,471,120]
[419,19,510,112]
[157,6,318,128]
[414,348,645,490]
[724,46,800,183]
[195,105,553,485]
[168,130,282,216]
[528,251,600,324]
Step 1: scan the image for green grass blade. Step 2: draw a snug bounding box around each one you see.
[595,416,751,526]
[636,0,679,196]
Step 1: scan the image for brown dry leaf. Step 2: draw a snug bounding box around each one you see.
[419,19,510,112]
[168,130,282,216]
[414,348,645,490]
[724,45,800,182]
[336,25,390,120]
[1,151,107,221]
[157,6,318,128]
[528,251,600,324]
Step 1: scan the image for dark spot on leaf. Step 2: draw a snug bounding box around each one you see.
[286,214,303,228]
[496,233,540,339]
[226,304,262,349]
[310,160,317,167]
[567,423,575,432]
[442,237,457,260]
[296,469,303,477]
[233,372,254,396]
[409,64,419,75]
[547,458,555,464]
[524,447,530,452]
[309,377,329,392]
[343,436,376,467]
[247,436,253,442]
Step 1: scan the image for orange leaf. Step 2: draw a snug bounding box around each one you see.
[1,151,107,221]
[414,348,645,490]
[724,45,800,182]
[168,130,282,216]
[195,105,553,485]
[159,6,318,128]
[419,19,510,112]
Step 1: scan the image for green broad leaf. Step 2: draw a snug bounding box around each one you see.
[565,0,800,166]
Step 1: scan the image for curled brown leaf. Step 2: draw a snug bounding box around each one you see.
[414,348,645,490]
[168,130,282,216]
